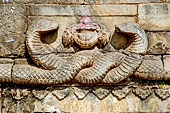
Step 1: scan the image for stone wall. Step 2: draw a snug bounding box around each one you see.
[0,0,170,112]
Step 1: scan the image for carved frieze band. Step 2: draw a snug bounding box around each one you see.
[2,85,170,101]
[0,17,170,85]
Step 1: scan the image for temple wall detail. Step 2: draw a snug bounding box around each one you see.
[0,0,170,112]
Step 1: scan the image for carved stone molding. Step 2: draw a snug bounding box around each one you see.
[1,84,170,101]
[1,83,169,112]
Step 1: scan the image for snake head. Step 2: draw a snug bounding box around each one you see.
[115,22,141,36]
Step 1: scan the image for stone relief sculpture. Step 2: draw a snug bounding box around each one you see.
[0,17,169,85]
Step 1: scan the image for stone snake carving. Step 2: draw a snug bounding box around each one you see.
[0,17,169,85]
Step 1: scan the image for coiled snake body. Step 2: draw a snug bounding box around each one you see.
[7,19,169,85]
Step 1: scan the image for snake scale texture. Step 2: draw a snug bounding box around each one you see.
[1,18,169,85]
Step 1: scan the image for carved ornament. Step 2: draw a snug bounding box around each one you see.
[0,17,169,85]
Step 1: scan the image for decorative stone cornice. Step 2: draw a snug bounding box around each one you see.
[1,83,169,101]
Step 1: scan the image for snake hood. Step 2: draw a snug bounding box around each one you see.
[115,22,148,54]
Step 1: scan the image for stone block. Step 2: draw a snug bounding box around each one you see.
[147,32,170,54]
[27,4,137,16]
[138,3,170,31]
[92,5,137,16]
[0,34,25,57]
[0,4,27,35]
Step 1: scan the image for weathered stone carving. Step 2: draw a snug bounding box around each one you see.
[132,86,153,100]
[10,89,29,101]
[2,84,170,101]
[72,87,90,100]
[32,90,49,100]
[1,84,170,112]
[0,17,170,85]
[52,88,70,100]
[155,86,170,100]
[92,87,110,100]
[111,86,130,100]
